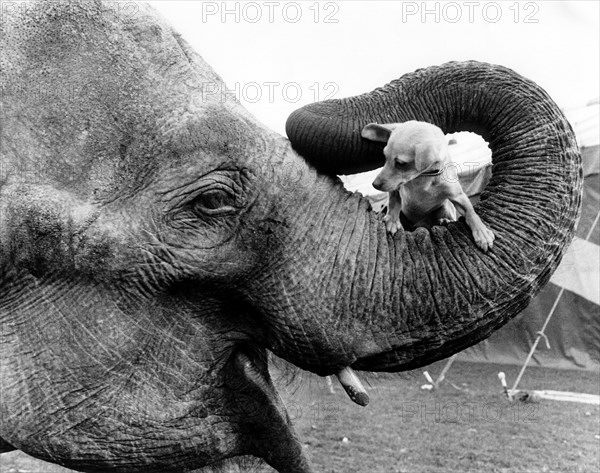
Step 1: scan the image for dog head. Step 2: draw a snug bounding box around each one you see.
[362,121,449,192]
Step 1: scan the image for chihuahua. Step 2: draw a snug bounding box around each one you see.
[361,120,494,252]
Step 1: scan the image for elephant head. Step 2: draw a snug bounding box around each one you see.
[0,1,581,472]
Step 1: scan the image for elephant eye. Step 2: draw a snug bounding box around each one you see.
[191,189,238,217]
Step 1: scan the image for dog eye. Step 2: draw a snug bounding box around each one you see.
[191,189,238,216]
[395,161,406,169]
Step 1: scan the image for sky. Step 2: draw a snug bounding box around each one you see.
[152,1,599,135]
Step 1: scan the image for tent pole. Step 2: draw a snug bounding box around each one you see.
[510,287,565,394]
[435,354,457,387]
[510,211,600,395]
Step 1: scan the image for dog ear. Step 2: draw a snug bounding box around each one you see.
[361,123,397,143]
[415,141,445,172]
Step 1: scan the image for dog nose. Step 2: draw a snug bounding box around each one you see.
[372,179,382,191]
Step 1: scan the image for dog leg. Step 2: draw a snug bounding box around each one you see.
[384,190,402,235]
[432,200,457,226]
[450,192,495,251]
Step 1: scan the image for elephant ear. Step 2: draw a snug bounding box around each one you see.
[361,123,396,143]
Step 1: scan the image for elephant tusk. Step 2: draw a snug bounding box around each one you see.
[336,367,370,406]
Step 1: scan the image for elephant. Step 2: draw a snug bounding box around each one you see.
[0,1,581,472]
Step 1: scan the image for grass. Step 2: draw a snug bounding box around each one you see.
[1,361,598,473]
[263,360,599,473]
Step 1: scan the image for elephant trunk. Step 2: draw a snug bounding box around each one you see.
[269,61,581,375]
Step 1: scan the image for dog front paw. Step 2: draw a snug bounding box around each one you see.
[473,226,495,252]
[383,214,402,235]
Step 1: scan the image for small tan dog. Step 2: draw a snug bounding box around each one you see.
[361,120,494,252]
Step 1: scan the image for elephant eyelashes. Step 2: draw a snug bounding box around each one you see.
[190,189,239,217]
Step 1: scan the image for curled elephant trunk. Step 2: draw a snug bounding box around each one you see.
[279,61,581,372]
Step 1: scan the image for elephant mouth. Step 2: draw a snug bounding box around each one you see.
[226,345,311,473]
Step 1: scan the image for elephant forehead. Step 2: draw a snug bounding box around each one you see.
[1,1,261,199]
